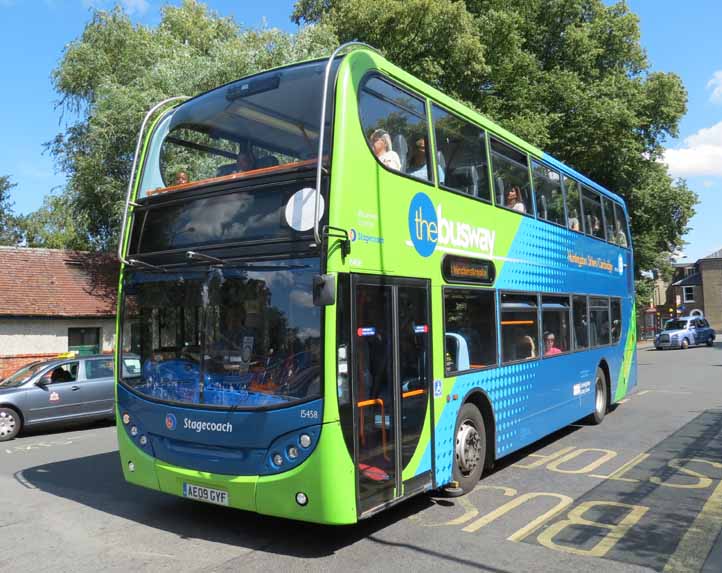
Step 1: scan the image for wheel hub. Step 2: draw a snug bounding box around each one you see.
[0,411,16,437]
[456,421,481,475]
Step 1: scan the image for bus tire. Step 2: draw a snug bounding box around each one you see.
[452,403,486,494]
[0,407,21,442]
[588,367,608,425]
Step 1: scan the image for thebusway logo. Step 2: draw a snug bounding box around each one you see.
[165,413,176,431]
[407,192,496,258]
[183,418,233,434]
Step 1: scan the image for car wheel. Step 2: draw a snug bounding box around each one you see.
[681,338,689,350]
[707,336,715,347]
[0,408,21,442]
[452,403,487,494]
[587,367,608,425]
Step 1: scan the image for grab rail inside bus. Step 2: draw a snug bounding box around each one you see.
[314,41,380,246]
[118,95,189,266]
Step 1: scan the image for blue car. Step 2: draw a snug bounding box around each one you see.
[655,316,716,350]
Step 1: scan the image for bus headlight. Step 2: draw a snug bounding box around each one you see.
[296,492,308,506]
[287,446,299,459]
[130,426,139,437]
[272,453,284,467]
[122,412,131,425]
[299,433,312,448]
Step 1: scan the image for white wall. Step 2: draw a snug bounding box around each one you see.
[0,318,116,355]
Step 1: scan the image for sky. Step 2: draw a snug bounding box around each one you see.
[0,0,720,262]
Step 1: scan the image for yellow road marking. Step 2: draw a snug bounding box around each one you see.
[663,479,722,572]
[590,453,650,482]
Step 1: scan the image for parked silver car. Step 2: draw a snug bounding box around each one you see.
[0,355,139,441]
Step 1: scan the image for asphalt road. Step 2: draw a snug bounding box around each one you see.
[2,342,722,573]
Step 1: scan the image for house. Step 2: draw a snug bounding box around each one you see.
[0,247,118,378]
[651,248,722,332]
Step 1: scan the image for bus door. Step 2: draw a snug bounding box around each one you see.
[351,275,432,516]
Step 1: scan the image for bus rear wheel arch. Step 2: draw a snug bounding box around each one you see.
[451,398,493,494]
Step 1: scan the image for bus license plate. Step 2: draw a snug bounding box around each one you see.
[183,483,229,506]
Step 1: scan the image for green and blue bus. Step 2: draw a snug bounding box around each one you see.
[116,43,636,524]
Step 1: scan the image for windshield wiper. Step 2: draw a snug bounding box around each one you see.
[128,258,167,272]
[186,251,224,265]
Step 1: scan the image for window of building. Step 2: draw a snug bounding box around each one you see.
[444,289,496,373]
[563,176,582,232]
[589,297,611,346]
[432,105,491,201]
[611,298,622,344]
[490,138,533,215]
[359,76,429,176]
[501,293,539,363]
[613,202,630,248]
[572,295,589,350]
[542,296,570,356]
[532,161,565,226]
[86,358,114,380]
[582,187,606,240]
[68,327,101,355]
[683,286,695,303]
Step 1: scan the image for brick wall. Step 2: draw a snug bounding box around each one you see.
[0,353,58,379]
[700,259,722,330]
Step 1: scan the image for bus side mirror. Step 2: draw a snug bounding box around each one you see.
[313,274,336,307]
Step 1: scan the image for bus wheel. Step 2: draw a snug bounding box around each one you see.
[0,407,21,442]
[452,403,486,494]
[588,368,608,425]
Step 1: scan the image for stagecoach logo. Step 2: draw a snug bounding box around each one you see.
[165,413,177,431]
[349,228,383,244]
[407,192,496,258]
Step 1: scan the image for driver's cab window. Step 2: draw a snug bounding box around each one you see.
[359,76,430,178]
[46,362,79,384]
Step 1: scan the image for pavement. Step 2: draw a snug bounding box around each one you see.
[1,341,722,572]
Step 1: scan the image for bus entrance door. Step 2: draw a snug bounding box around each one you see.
[352,275,432,516]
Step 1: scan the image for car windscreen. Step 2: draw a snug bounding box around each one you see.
[138,59,339,196]
[120,258,321,410]
[0,362,46,388]
[664,320,688,331]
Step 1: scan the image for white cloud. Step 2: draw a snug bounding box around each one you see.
[702,180,715,188]
[708,70,722,104]
[663,120,722,177]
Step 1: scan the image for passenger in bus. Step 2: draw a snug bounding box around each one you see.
[216,150,256,177]
[406,138,443,181]
[174,170,189,185]
[614,221,628,247]
[568,209,581,231]
[543,332,562,356]
[370,129,401,171]
[516,333,536,359]
[505,186,526,213]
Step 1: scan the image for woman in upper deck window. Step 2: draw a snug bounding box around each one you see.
[370,129,401,171]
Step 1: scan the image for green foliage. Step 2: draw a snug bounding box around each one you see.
[19,192,92,251]
[46,0,337,251]
[295,0,697,274]
[0,175,22,246]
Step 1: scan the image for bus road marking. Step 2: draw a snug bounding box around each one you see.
[636,390,651,396]
[589,453,650,482]
[663,478,722,572]
[545,448,618,475]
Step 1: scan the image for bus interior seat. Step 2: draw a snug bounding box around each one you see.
[495,176,505,202]
[256,155,279,169]
[216,163,236,177]
[446,165,479,196]
[540,194,548,219]
[393,134,408,171]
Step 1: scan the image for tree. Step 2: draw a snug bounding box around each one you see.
[47,0,337,251]
[0,175,21,246]
[294,0,697,277]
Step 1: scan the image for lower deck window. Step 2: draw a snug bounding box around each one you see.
[501,293,539,363]
[444,289,496,373]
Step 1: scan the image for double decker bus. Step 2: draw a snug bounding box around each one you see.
[116,43,636,525]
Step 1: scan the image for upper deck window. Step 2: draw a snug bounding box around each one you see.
[582,187,606,241]
[532,161,565,226]
[432,105,491,201]
[138,60,338,197]
[358,76,430,180]
[490,139,533,215]
[563,176,582,233]
[613,202,630,248]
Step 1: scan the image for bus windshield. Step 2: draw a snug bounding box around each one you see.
[139,59,338,196]
[120,258,321,409]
